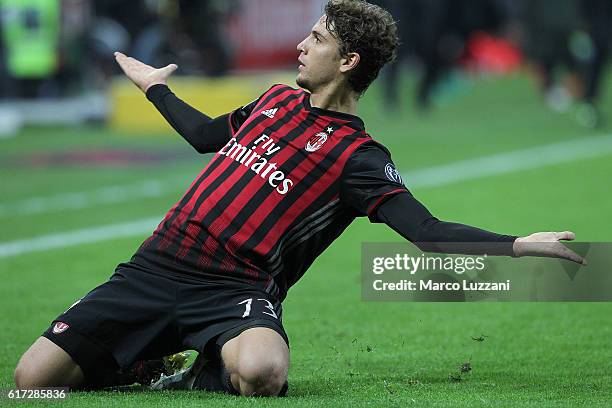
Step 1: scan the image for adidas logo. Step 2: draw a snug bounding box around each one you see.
[261,108,278,119]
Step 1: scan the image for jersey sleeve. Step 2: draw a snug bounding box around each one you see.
[146,84,280,153]
[376,193,518,255]
[228,99,259,134]
[146,84,232,153]
[340,141,410,222]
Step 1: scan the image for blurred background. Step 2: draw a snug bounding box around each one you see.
[1,0,612,134]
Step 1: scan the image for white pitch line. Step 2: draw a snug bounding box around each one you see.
[0,176,189,217]
[1,134,612,259]
[403,133,612,188]
[0,217,160,258]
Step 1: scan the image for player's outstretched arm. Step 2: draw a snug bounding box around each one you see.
[376,193,586,265]
[114,52,177,93]
[113,52,232,153]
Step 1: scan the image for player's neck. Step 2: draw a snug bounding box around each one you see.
[309,82,359,116]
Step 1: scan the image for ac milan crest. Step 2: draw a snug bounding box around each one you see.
[305,132,328,152]
[52,322,70,334]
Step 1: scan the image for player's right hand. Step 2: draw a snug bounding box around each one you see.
[114,52,178,93]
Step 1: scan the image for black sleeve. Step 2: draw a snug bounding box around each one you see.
[340,141,410,220]
[376,193,518,256]
[146,84,259,154]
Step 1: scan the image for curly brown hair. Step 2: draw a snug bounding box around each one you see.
[324,0,399,95]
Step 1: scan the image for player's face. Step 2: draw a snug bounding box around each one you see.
[296,15,344,92]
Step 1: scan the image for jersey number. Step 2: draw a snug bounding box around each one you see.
[237,298,278,319]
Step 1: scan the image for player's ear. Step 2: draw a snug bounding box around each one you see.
[339,52,360,73]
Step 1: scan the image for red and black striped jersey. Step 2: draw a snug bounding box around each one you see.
[130,84,408,301]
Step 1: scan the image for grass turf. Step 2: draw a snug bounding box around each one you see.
[1,71,611,406]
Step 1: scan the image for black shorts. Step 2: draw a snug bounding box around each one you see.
[42,266,287,383]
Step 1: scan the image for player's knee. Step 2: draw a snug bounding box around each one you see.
[237,355,287,396]
[14,361,28,389]
[14,358,45,389]
[14,339,84,389]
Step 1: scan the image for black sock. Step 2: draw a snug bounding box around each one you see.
[193,360,239,395]
[81,359,169,390]
[78,368,135,390]
[193,361,287,396]
[278,381,289,397]
[221,370,239,395]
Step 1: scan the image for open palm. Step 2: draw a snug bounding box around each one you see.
[114,52,178,93]
[513,231,586,265]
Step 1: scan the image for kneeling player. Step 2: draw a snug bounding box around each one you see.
[14,0,584,397]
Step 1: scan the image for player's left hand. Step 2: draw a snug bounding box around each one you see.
[512,231,587,265]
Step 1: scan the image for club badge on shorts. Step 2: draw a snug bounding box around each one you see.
[52,322,69,334]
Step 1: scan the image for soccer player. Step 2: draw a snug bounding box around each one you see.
[14,0,585,397]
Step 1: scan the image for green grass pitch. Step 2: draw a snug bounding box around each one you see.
[1,72,611,406]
